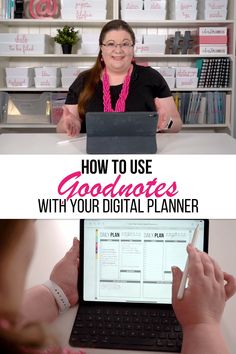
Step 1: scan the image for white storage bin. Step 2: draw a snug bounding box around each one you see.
[61,67,89,77]
[143,34,166,44]
[176,77,198,88]
[175,67,198,78]
[0,34,52,55]
[6,76,34,88]
[205,1,228,11]
[143,9,166,19]
[61,8,106,20]
[164,77,175,89]
[172,9,197,20]
[61,67,81,77]
[5,67,34,77]
[145,0,166,10]
[34,77,60,88]
[34,67,60,77]
[199,44,227,54]
[155,67,176,78]
[81,43,99,55]
[135,43,166,54]
[82,33,100,43]
[121,9,144,19]
[61,77,76,88]
[203,9,227,20]
[120,0,144,10]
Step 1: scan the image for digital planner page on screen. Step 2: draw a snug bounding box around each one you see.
[83,219,205,304]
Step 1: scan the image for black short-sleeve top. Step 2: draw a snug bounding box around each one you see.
[65,64,172,133]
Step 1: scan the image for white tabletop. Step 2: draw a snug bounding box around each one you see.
[0,133,236,154]
[26,220,236,354]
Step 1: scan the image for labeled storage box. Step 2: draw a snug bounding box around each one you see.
[0,34,53,55]
[61,0,107,20]
[199,44,227,54]
[176,67,198,78]
[34,77,60,88]
[5,67,34,77]
[61,77,75,88]
[60,67,81,77]
[34,67,60,77]
[61,66,89,88]
[6,77,34,88]
[135,43,166,54]
[169,0,197,20]
[81,43,99,55]
[155,67,176,78]
[164,77,175,89]
[176,77,198,88]
[5,66,34,88]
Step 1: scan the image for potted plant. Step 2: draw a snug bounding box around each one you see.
[54,25,80,54]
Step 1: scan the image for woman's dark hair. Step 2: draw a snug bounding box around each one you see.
[78,20,136,120]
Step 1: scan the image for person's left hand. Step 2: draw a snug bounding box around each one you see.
[50,237,80,306]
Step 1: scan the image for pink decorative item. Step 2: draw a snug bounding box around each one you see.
[29,0,59,19]
[103,67,131,112]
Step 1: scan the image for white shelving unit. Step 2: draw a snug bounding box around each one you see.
[0,0,235,135]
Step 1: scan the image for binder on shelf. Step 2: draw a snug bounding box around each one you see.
[173,91,230,125]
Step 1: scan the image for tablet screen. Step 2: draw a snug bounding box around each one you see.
[82,219,208,304]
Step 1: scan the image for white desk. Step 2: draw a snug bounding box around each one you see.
[27,220,236,354]
[0,133,236,154]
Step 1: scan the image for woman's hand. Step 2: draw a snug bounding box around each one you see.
[50,238,80,306]
[155,97,182,132]
[57,105,81,137]
[172,245,236,329]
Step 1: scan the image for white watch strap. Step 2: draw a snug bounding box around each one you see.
[43,280,70,314]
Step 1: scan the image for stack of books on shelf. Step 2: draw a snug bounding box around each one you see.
[169,0,197,20]
[120,0,167,20]
[0,0,16,19]
[173,91,230,125]
[198,0,228,20]
[197,58,231,88]
[198,27,228,55]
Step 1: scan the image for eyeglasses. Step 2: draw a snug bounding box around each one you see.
[101,41,134,51]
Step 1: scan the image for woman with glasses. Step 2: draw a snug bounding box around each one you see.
[57,19,182,137]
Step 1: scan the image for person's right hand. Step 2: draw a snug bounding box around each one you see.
[172,245,236,329]
[60,106,81,137]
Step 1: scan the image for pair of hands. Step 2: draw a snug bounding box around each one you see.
[51,239,236,330]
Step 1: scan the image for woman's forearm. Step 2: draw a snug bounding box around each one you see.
[20,285,59,325]
[181,324,229,354]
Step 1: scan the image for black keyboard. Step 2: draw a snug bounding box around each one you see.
[70,305,182,352]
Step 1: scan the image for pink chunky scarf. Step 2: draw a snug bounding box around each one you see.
[103,67,131,112]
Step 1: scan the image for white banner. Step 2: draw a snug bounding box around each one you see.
[0,154,235,219]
